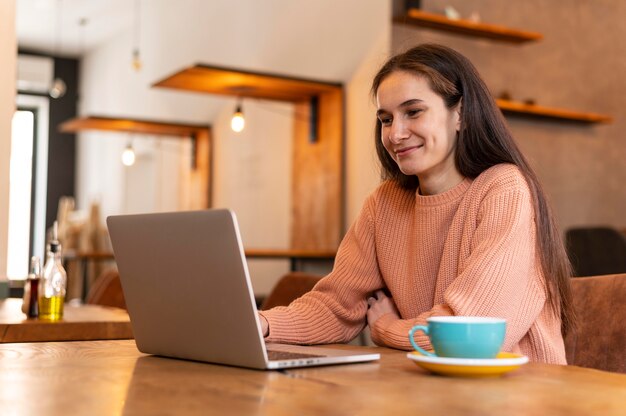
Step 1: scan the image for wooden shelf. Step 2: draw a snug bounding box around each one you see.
[394,9,542,43]
[59,116,209,137]
[496,99,612,124]
[392,10,609,123]
[152,64,342,102]
[65,249,336,261]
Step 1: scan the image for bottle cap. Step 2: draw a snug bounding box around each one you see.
[50,241,61,253]
[48,221,62,254]
[29,256,41,278]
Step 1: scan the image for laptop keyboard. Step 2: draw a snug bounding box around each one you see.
[267,350,325,361]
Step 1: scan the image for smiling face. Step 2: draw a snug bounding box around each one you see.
[376,70,463,195]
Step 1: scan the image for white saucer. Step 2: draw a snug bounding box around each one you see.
[407,352,529,367]
[407,351,529,377]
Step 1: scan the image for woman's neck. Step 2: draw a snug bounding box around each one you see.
[418,165,465,196]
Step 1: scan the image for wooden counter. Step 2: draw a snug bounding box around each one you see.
[0,340,624,415]
[0,298,132,343]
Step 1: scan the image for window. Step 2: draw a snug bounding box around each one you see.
[6,96,49,280]
[7,110,34,279]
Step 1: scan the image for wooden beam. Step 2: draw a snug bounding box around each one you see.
[152,64,341,102]
[59,116,209,137]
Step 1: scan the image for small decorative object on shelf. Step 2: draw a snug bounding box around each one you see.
[468,11,481,23]
[444,6,461,20]
[498,91,513,101]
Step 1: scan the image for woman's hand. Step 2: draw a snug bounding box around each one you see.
[366,289,400,326]
[259,313,269,337]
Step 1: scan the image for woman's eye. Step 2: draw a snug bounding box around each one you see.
[379,117,392,126]
[407,109,422,117]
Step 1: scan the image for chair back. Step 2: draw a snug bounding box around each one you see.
[260,272,323,310]
[565,227,626,276]
[86,268,127,310]
[564,273,626,373]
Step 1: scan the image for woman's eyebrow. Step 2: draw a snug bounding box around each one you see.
[399,99,424,108]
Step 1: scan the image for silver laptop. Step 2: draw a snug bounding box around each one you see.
[107,209,380,370]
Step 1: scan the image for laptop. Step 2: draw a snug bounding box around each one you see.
[107,209,380,370]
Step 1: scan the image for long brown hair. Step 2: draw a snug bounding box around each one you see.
[371,44,575,335]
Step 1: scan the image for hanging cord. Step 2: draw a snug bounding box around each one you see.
[132,0,142,69]
[78,17,88,56]
[49,0,67,99]
[54,0,63,56]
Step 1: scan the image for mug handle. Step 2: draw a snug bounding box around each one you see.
[408,325,436,357]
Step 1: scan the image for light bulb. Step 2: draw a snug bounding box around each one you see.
[132,49,142,71]
[231,106,245,133]
[121,144,136,166]
[49,78,67,99]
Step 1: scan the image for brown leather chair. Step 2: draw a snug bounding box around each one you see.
[566,227,626,276]
[564,273,626,373]
[85,268,127,310]
[260,272,323,310]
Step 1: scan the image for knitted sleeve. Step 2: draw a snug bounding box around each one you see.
[371,182,545,351]
[260,194,386,344]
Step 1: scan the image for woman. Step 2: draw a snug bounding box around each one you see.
[259,44,574,364]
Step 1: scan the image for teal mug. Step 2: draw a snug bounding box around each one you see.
[409,316,506,359]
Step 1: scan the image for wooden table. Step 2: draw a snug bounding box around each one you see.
[0,298,132,343]
[0,340,624,415]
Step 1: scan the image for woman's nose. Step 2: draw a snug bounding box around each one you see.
[388,120,409,143]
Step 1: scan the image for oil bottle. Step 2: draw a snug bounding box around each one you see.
[39,222,67,320]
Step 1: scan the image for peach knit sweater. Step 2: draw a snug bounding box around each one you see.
[260,164,567,364]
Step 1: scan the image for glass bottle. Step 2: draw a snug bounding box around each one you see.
[39,222,67,320]
[21,256,42,318]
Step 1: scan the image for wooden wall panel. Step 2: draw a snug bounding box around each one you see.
[291,89,343,251]
[188,129,212,209]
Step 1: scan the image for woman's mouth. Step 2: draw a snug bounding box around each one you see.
[395,144,423,157]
